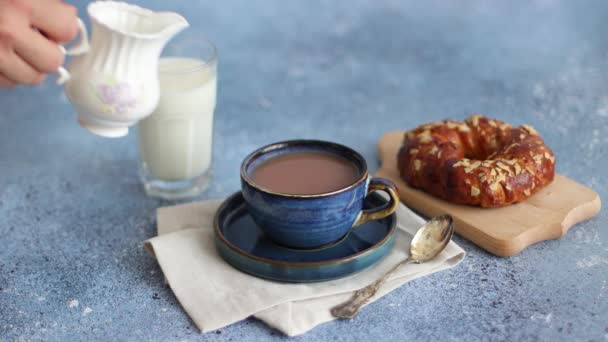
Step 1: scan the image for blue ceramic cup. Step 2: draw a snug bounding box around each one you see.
[241,140,399,249]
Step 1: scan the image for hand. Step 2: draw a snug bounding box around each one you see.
[0,0,78,87]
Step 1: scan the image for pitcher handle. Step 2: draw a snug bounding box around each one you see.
[57,18,90,85]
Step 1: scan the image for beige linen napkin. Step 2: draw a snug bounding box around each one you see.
[145,199,465,336]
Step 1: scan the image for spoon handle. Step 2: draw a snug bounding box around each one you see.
[331,258,416,319]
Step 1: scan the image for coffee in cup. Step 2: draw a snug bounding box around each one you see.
[250,151,360,195]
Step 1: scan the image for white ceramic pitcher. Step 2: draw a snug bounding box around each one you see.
[58,1,188,138]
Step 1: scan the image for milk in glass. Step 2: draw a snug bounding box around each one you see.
[137,56,217,199]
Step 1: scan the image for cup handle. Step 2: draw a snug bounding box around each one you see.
[352,177,400,227]
[57,18,90,85]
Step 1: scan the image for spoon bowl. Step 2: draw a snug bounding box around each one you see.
[330,214,455,319]
[410,214,454,262]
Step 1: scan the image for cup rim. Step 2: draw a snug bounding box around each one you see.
[240,139,369,198]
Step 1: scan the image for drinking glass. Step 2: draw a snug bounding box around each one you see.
[136,39,217,199]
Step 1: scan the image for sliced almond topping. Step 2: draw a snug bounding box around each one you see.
[531,182,536,189]
[514,163,522,175]
[499,123,511,130]
[418,130,433,144]
[414,159,422,171]
[490,168,497,177]
[469,114,482,126]
[522,124,539,135]
[489,120,497,127]
[453,160,466,167]
[458,125,471,132]
[409,148,419,155]
[505,184,512,191]
[429,146,439,155]
[506,159,517,165]
[497,173,506,183]
[505,143,519,153]
[471,186,480,196]
[465,179,471,184]
[438,150,443,158]
[523,189,531,196]
[490,182,500,191]
[497,162,512,173]
[520,134,525,140]
[464,160,480,173]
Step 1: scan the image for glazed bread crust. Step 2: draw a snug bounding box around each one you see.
[397,115,555,207]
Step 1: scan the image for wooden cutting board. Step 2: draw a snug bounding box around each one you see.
[376,131,602,257]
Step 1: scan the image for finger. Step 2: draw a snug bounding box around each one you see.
[0,2,42,84]
[14,28,64,73]
[28,0,78,43]
[0,73,16,88]
[0,50,44,84]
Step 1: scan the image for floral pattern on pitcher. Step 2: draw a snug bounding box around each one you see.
[95,81,142,115]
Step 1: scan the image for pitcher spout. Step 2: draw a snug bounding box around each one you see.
[88,1,189,41]
[155,12,189,42]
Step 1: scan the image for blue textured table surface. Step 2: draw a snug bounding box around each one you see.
[1,0,607,341]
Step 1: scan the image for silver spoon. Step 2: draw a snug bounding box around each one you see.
[331,214,454,319]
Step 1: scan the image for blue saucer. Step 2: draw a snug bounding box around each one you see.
[214,192,397,283]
